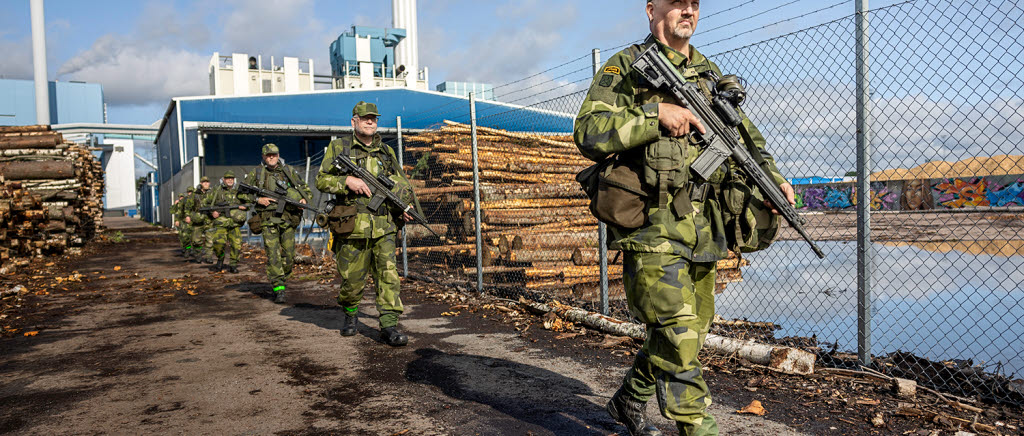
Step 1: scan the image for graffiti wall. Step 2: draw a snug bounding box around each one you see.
[792,175,1024,211]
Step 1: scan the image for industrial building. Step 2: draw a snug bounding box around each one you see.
[0,79,104,126]
[150,0,574,227]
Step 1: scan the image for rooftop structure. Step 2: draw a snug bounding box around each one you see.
[208,53,315,97]
[436,81,494,100]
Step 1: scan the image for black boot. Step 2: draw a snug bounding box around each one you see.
[607,387,662,436]
[227,265,239,274]
[273,285,286,304]
[210,258,224,272]
[340,310,358,336]
[381,327,408,347]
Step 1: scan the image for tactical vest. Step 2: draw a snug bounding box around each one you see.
[624,42,729,219]
[335,135,399,216]
[255,164,305,226]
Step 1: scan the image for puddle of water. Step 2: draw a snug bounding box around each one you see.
[718,240,1024,376]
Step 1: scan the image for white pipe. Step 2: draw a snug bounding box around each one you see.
[30,0,50,125]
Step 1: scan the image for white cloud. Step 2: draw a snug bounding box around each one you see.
[0,37,33,80]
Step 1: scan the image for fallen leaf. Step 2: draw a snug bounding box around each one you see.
[24,331,39,337]
[114,266,122,271]
[187,290,198,296]
[737,400,766,416]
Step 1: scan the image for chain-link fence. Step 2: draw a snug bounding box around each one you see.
[383,0,1023,406]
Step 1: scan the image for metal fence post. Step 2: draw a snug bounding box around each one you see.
[397,116,409,278]
[855,0,873,366]
[592,48,610,315]
[470,93,484,293]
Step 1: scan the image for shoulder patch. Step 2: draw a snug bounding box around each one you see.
[598,74,614,87]
[603,66,621,75]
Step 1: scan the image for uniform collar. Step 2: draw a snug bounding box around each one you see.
[645,34,708,72]
[352,132,382,150]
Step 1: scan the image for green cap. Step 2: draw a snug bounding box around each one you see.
[223,170,236,179]
[352,101,380,117]
[187,186,194,192]
[200,176,210,183]
[262,143,279,155]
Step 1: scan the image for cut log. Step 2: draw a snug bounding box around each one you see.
[0,134,61,149]
[466,198,591,210]
[506,249,575,263]
[479,183,584,201]
[0,161,75,180]
[521,301,815,375]
[403,224,448,239]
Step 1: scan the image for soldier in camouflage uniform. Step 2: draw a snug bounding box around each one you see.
[203,171,248,273]
[170,192,187,256]
[243,143,312,303]
[315,101,421,347]
[181,185,201,261]
[573,2,794,435]
[189,177,215,264]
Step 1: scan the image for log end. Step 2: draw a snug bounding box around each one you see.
[768,347,816,375]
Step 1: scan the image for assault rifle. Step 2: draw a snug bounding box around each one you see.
[631,44,825,259]
[237,182,322,216]
[328,153,440,238]
[199,203,252,213]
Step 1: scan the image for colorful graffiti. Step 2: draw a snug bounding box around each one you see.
[824,186,854,209]
[800,186,825,209]
[870,186,900,211]
[792,175,1024,211]
[934,178,990,208]
[901,179,934,210]
[985,179,1024,207]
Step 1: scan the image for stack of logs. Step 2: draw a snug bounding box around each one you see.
[400,121,747,302]
[0,125,105,274]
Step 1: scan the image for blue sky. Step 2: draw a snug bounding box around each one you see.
[0,0,904,126]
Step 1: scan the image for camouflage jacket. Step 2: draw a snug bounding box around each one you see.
[169,199,181,226]
[202,184,247,228]
[186,187,213,227]
[242,163,313,227]
[573,36,787,262]
[316,133,421,239]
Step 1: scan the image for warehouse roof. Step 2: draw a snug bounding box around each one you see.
[155,87,574,141]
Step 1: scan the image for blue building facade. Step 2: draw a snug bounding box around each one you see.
[0,79,104,125]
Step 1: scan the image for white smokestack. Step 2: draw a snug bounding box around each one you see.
[392,0,418,87]
[31,0,50,125]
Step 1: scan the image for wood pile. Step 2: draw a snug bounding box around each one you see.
[401,121,747,302]
[0,125,106,274]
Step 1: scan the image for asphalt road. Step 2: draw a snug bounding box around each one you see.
[0,220,808,435]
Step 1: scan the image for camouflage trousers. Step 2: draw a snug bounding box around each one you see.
[333,234,403,329]
[262,224,296,287]
[621,251,719,436]
[210,226,242,266]
[178,224,193,250]
[191,223,214,261]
